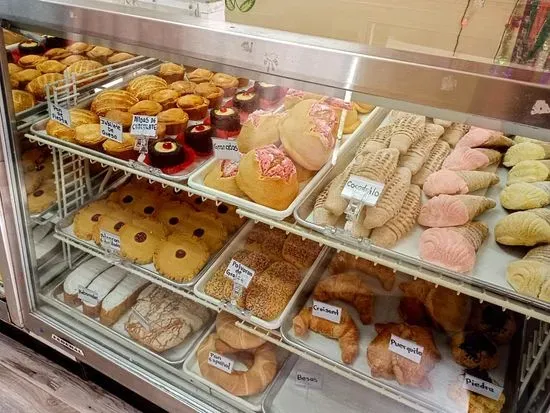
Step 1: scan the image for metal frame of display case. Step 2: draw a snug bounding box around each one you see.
[1,1,550,412]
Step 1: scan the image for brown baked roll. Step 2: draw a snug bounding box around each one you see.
[12,90,36,113]
[126,75,168,101]
[157,108,189,136]
[212,73,239,97]
[169,80,196,95]
[104,110,133,131]
[12,69,41,86]
[44,48,71,60]
[150,89,180,110]
[158,62,185,84]
[91,90,139,116]
[176,94,209,120]
[18,55,47,68]
[86,46,114,63]
[66,42,93,55]
[195,82,224,109]
[25,73,64,100]
[107,52,134,64]
[60,54,88,66]
[187,68,213,83]
[129,100,163,116]
[36,60,67,74]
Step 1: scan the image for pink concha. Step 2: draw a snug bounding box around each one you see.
[417,195,470,227]
[442,147,490,171]
[419,227,476,273]
[423,170,468,197]
[455,127,493,149]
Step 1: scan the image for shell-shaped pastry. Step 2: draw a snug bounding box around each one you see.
[507,160,550,185]
[500,182,550,210]
[90,90,139,116]
[503,142,550,167]
[423,170,499,197]
[418,195,495,227]
[495,208,550,246]
[507,245,550,300]
[126,75,168,101]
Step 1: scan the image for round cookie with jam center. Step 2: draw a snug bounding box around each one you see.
[157,201,196,232]
[28,182,57,214]
[119,223,163,265]
[154,233,209,282]
[128,193,161,218]
[132,217,169,238]
[173,212,227,253]
[73,200,115,240]
[110,185,144,209]
[213,203,245,234]
[91,211,135,246]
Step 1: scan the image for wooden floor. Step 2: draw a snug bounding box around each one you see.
[0,332,140,413]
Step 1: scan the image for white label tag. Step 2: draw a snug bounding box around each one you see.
[208,351,234,373]
[132,308,151,332]
[212,138,241,161]
[312,300,342,323]
[130,115,158,137]
[100,230,120,252]
[295,371,323,389]
[341,175,384,206]
[224,259,255,288]
[51,334,84,356]
[77,286,99,306]
[463,375,503,400]
[389,334,424,364]
[100,117,123,143]
[49,103,70,127]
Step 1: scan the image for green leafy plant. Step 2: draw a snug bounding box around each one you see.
[225,0,256,12]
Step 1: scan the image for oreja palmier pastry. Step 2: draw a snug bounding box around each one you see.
[66,42,93,54]
[236,144,299,210]
[12,68,41,86]
[211,72,238,96]
[158,62,185,84]
[86,45,114,63]
[60,54,88,66]
[12,90,35,113]
[128,100,163,116]
[204,160,245,197]
[187,68,213,83]
[36,60,67,74]
[91,90,139,116]
[195,82,224,109]
[150,89,179,110]
[74,123,106,149]
[102,133,137,160]
[44,48,71,60]
[176,94,209,120]
[18,54,47,68]
[185,124,213,155]
[25,73,64,100]
[169,80,196,95]
[64,60,106,82]
[104,110,133,131]
[126,75,168,101]
[157,108,189,136]
[107,52,134,64]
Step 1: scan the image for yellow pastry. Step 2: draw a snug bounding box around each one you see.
[158,62,185,84]
[211,72,238,96]
[187,68,213,83]
[90,90,139,116]
[66,42,93,55]
[44,48,71,60]
[128,100,163,116]
[195,82,224,108]
[74,124,106,148]
[36,60,67,74]
[126,75,168,101]
[18,55,47,68]
[25,73,64,100]
[495,209,550,246]
[150,89,180,110]
[107,52,134,64]
[12,90,35,113]
[169,80,196,95]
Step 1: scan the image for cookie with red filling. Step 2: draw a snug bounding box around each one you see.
[119,223,163,264]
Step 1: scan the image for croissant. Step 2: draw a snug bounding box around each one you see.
[399,123,444,174]
[313,272,374,324]
[507,245,550,301]
[293,306,360,364]
[500,182,550,210]
[440,123,470,147]
[423,170,500,197]
[495,208,550,246]
[507,160,550,185]
[370,184,422,248]
[388,114,426,154]
[411,140,451,186]
[398,280,433,326]
[504,142,550,167]
[328,251,396,290]
[418,194,496,227]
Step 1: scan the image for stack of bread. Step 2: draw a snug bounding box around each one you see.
[72,179,244,283]
[21,146,57,214]
[196,312,281,396]
[204,223,322,321]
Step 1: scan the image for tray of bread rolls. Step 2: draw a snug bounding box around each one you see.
[193,221,329,330]
[262,356,412,413]
[42,257,214,365]
[279,250,519,413]
[54,179,247,289]
[182,313,293,412]
[293,114,550,312]
[187,100,388,221]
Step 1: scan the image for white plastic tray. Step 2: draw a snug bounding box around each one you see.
[280,266,511,413]
[188,107,388,220]
[182,323,291,412]
[194,221,330,330]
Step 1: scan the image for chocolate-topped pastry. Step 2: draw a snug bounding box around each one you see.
[43,35,66,49]
[148,139,186,168]
[233,91,259,113]
[451,331,499,370]
[468,302,517,345]
[254,81,284,107]
[210,107,241,137]
[18,41,44,56]
[185,124,213,155]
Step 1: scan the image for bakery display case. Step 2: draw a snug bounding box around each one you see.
[1,1,550,412]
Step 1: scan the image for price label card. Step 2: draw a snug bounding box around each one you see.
[224,258,255,288]
[49,103,71,127]
[463,374,503,400]
[130,115,158,137]
[212,138,241,161]
[389,334,424,364]
[341,175,385,206]
[100,230,120,253]
[295,371,323,389]
[77,286,99,306]
[208,351,234,374]
[100,117,123,143]
[312,300,342,323]
[132,308,151,332]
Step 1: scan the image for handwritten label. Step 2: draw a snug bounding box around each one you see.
[130,115,158,137]
[295,371,323,389]
[208,351,234,374]
[463,375,503,400]
[341,175,384,206]
[77,286,99,306]
[389,334,424,364]
[212,138,241,161]
[132,308,151,332]
[224,259,255,288]
[100,230,120,253]
[100,117,123,142]
[49,103,70,127]
[312,300,342,323]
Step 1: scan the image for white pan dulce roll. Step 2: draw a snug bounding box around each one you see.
[236,144,299,210]
[197,333,278,396]
[216,311,266,350]
[279,99,337,171]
